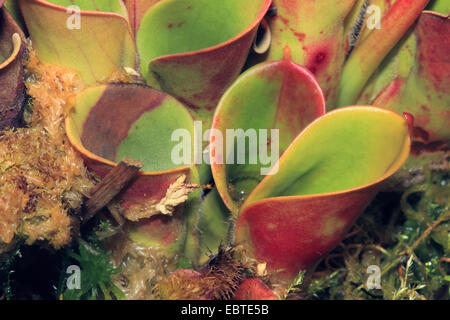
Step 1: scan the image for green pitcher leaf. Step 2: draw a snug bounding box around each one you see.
[357,12,449,174]
[264,0,356,107]
[19,0,136,85]
[349,0,397,50]
[337,0,429,107]
[211,48,326,213]
[235,106,411,282]
[343,0,367,52]
[66,83,195,206]
[137,0,272,124]
[66,83,202,251]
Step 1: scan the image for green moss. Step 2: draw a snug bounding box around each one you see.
[58,221,125,300]
[301,170,449,300]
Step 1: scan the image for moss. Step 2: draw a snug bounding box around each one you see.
[0,48,95,249]
[301,170,449,300]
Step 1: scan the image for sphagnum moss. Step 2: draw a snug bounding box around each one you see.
[293,169,449,300]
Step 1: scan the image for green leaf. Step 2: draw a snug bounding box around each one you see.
[19,0,136,85]
[426,0,450,15]
[136,0,271,123]
[44,0,128,14]
[211,49,326,213]
[62,241,124,300]
[264,0,357,107]
[337,0,429,107]
[66,83,194,172]
[235,106,411,282]
[357,12,449,169]
[242,107,410,205]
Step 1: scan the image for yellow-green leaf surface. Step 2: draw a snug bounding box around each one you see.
[241,107,410,209]
[426,0,450,15]
[137,0,272,123]
[337,0,429,107]
[211,50,326,214]
[264,0,356,107]
[66,83,195,172]
[66,83,200,252]
[357,12,449,173]
[235,106,411,282]
[19,0,136,85]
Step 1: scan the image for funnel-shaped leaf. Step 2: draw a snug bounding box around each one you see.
[347,0,397,51]
[0,4,26,129]
[137,0,272,124]
[337,0,429,107]
[352,0,448,49]
[357,12,449,166]
[19,0,136,85]
[65,83,200,250]
[66,83,195,208]
[211,50,326,213]
[264,0,356,107]
[235,107,411,282]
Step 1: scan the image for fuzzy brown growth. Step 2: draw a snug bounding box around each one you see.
[154,247,246,300]
[202,247,245,299]
[154,269,208,300]
[0,48,94,248]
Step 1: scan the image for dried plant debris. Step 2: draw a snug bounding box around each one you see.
[0,48,94,249]
[123,175,200,221]
[154,246,246,300]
